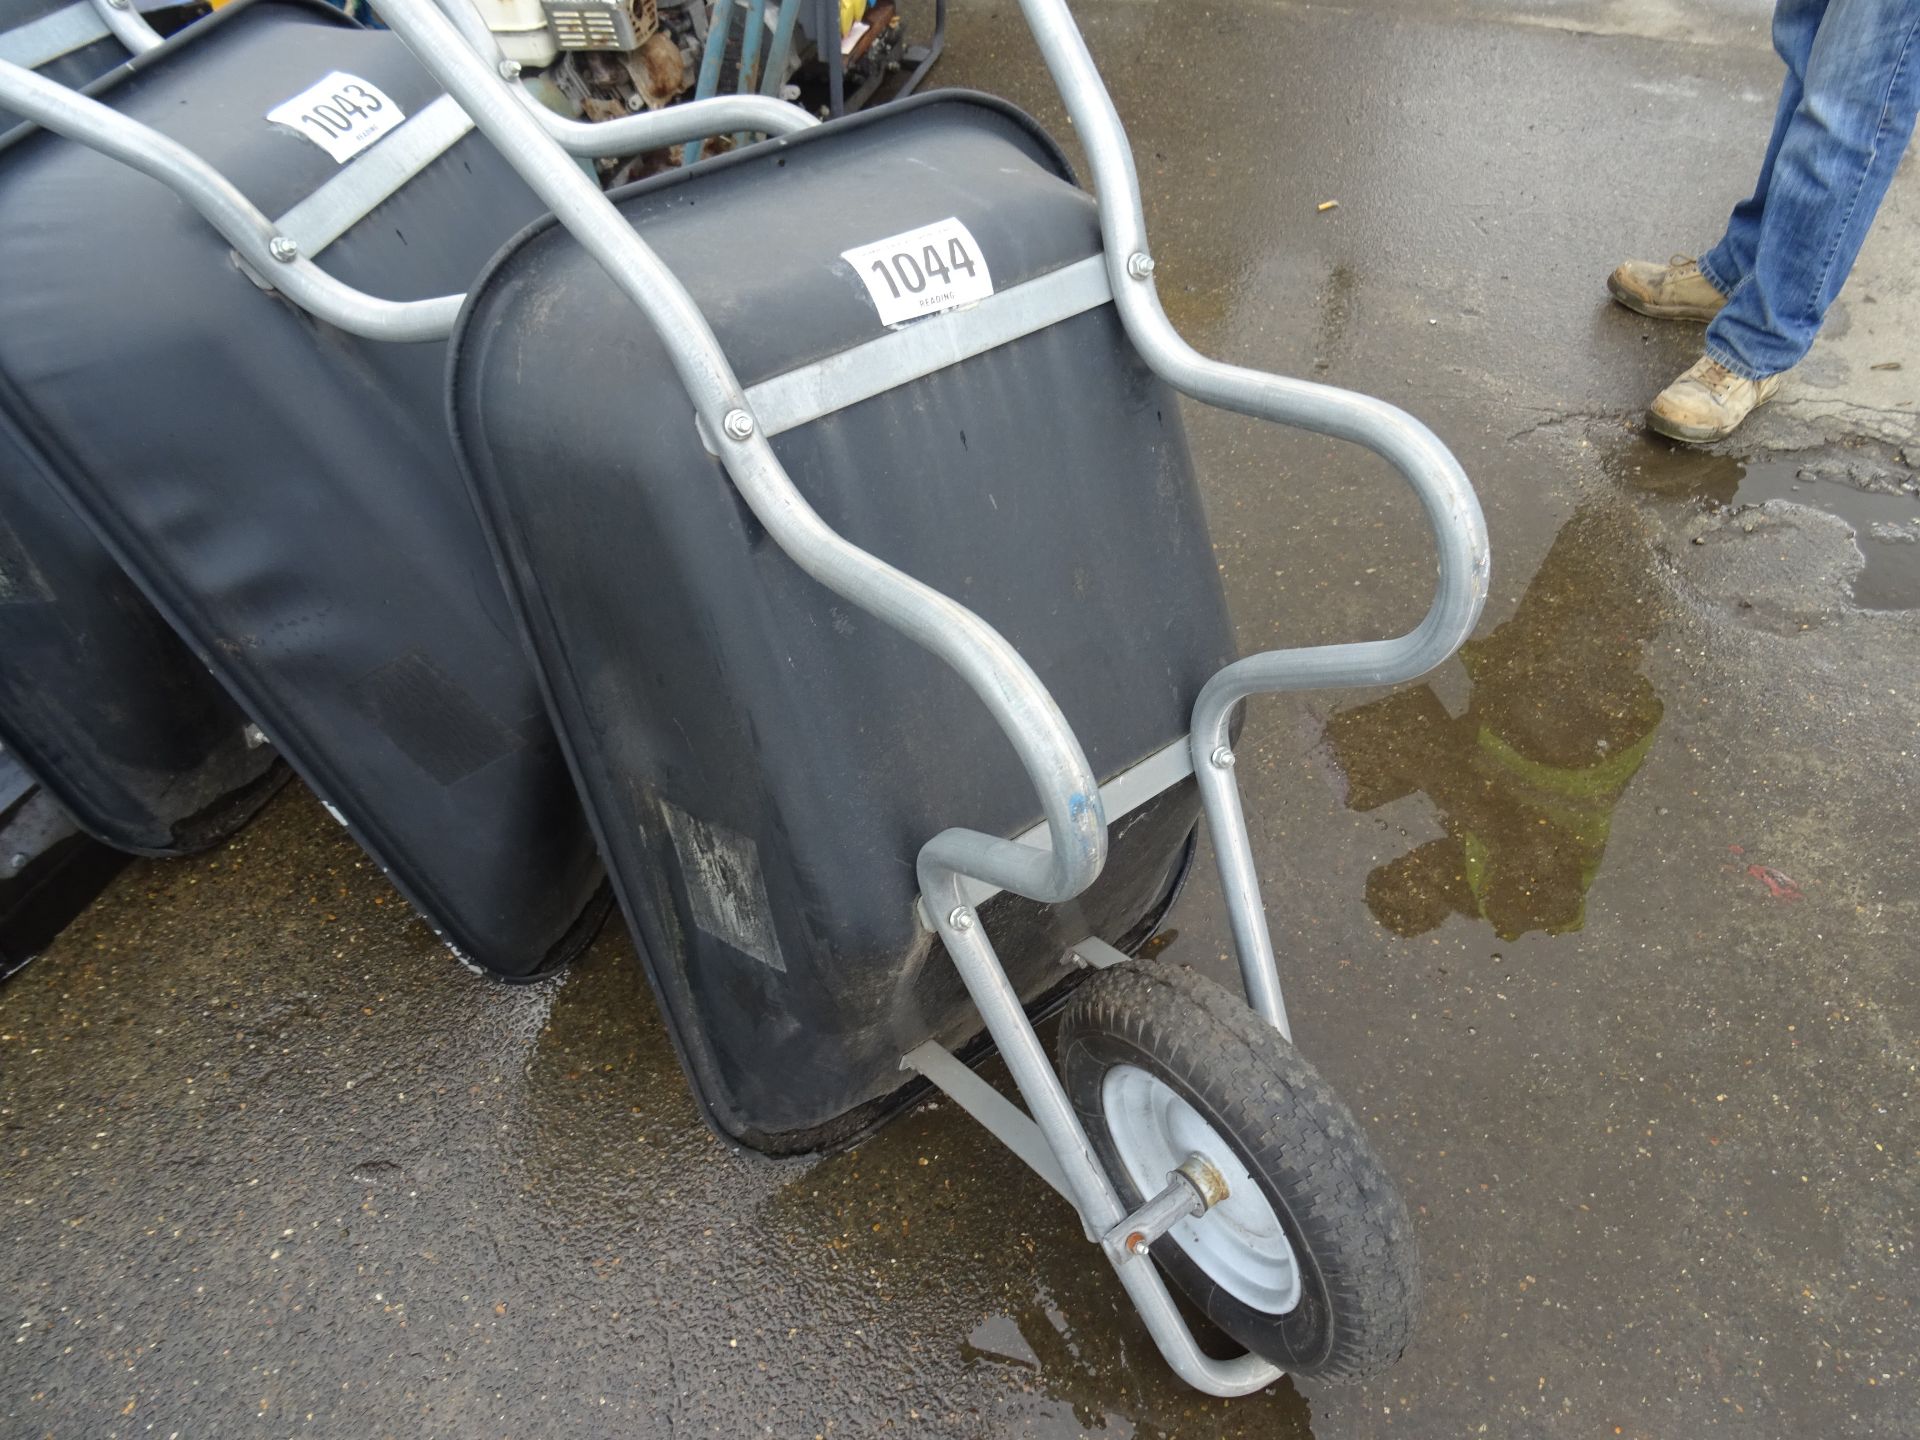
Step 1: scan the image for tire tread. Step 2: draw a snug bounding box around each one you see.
[1059,956,1419,1381]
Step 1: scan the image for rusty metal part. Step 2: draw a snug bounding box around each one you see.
[1099,1167,1209,1268]
[632,29,685,108]
[1176,1151,1232,1210]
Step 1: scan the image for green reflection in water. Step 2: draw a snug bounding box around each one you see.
[1325,505,1663,941]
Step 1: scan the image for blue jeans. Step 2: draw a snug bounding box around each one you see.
[1698,0,1920,378]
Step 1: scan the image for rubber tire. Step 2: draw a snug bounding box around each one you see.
[1058,957,1420,1381]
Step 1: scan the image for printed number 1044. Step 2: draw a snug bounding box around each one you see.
[841,218,996,326]
[866,236,979,303]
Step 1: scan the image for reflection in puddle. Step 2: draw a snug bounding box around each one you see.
[966,1311,1044,1371]
[1613,438,1920,610]
[1325,506,1662,941]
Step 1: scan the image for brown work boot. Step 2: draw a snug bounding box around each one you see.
[1647,355,1784,443]
[1607,254,1727,322]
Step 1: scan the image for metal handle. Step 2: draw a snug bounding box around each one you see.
[1012,0,1490,730]
[86,0,160,55]
[372,0,1111,913]
[1001,0,1490,1037]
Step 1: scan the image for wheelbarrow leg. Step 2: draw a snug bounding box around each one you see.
[1189,738,1293,1037]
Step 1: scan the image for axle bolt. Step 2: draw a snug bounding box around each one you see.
[722,408,756,441]
[947,906,975,933]
[267,236,299,264]
[498,59,523,80]
[1125,252,1155,280]
[1209,745,1235,770]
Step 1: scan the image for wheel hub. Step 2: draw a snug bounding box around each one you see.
[1101,1063,1302,1315]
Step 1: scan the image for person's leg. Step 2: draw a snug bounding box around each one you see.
[1706,0,1920,377]
[1698,0,1829,296]
[1607,0,1825,324]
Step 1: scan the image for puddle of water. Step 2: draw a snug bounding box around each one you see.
[1323,504,1663,942]
[1731,458,1920,611]
[1610,438,1920,611]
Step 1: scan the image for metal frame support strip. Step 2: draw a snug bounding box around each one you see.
[1065,936,1128,970]
[273,94,475,259]
[710,255,1112,451]
[0,2,111,69]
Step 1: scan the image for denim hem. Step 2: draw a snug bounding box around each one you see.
[1702,341,1769,383]
[1696,250,1740,299]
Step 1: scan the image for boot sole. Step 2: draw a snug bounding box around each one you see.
[1646,409,1735,443]
[1606,275,1725,323]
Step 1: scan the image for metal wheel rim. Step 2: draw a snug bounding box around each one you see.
[1101,1062,1302,1315]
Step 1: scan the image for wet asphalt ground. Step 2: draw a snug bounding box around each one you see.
[5,0,1918,1435]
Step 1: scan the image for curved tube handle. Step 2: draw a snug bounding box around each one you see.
[1008,0,1489,740]
[1181,371,1489,746]
[1175,374,1485,1034]
[87,0,162,55]
[1005,0,1489,1037]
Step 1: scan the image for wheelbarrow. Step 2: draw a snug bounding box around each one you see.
[0,0,1489,1393]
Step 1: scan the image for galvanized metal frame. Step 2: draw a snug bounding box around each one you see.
[1010,0,1490,1042]
[0,0,1489,1395]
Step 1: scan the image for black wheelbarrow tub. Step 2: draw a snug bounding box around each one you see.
[0,0,607,975]
[1,0,281,856]
[450,92,1237,1151]
[0,409,283,856]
